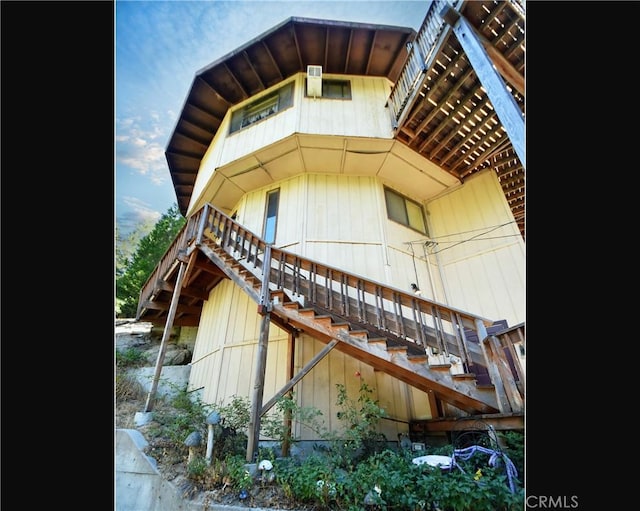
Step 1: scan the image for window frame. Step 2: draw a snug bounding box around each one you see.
[229,82,294,134]
[383,187,428,235]
[262,188,280,244]
[304,78,352,100]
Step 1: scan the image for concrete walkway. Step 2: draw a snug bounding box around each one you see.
[115,429,276,511]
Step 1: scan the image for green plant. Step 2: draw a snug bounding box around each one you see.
[224,454,253,491]
[331,381,388,464]
[274,422,524,510]
[116,346,146,367]
[417,464,524,511]
[201,395,251,460]
[260,392,327,447]
[215,395,251,431]
[116,203,186,317]
[131,378,524,509]
[275,453,340,505]
[187,455,208,478]
[146,385,211,445]
[498,430,524,482]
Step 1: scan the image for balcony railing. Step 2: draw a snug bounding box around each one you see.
[386,0,463,128]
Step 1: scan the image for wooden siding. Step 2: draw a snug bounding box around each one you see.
[292,334,431,441]
[298,75,393,138]
[187,73,395,217]
[188,279,290,408]
[231,172,522,311]
[185,168,522,441]
[426,170,525,326]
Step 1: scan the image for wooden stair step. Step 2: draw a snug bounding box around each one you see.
[452,373,477,380]
[329,322,350,332]
[270,290,289,304]
[348,330,369,339]
[407,354,429,363]
[313,315,334,327]
[429,363,452,370]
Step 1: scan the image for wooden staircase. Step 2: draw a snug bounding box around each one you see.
[163,204,525,419]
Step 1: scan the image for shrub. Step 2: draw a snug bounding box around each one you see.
[115,371,145,400]
[116,346,146,368]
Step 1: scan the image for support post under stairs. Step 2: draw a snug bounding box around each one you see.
[143,257,187,413]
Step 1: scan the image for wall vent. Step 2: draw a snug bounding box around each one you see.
[306,65,322,97]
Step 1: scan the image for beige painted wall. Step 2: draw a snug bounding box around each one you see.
[232,173,440,299]
[187,169,524,441]
[188,73,394,217]
[188,283,434,442]
[425,169,525,326]
[184,71,524,443]
[189,279,290,407]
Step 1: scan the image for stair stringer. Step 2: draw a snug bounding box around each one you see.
[271,298,499,415]
[195,239,502,415]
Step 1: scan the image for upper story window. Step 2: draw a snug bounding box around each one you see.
[304,78,352,100]
[384,187,428,235]
[229,82,294,134]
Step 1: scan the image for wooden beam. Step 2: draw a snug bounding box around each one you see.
[280,330,296,457]
[246,310,271,462]
[260,339,339,416]
[468,24,524,96]
[144,261,187,412]
[441,4,525,168]
[417,413,524,432]
[246,245,272,462]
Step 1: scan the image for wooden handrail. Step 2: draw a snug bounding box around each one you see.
[386,0,464,128]
[136,202,524,399]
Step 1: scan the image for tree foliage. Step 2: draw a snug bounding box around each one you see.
[116,204,186,317]
[115,220,155,278]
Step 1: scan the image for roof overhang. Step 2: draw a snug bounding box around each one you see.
[165,16,416,215]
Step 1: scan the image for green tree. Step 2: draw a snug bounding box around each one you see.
[115,220,155,278]
[116,204,186,317]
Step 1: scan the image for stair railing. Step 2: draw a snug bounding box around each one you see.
[386,0,464,129]
[137,202,524,403]
[193,204,497,367]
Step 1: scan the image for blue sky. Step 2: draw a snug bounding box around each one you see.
[115,0,430,235]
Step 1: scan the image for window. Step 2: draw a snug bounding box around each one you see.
[263,189,280,244]
[229,82,294,134]
[384,187,428,235]
[304,78,352,99]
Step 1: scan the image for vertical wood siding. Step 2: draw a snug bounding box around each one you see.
[292,334,428,441]
[426,170,525,326]
[298,75,393,138]
[188,279,289,409]
[185,73,524,441]
[189,74,393,216]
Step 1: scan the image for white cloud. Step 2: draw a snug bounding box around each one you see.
[117,196,163,235]
[116,114,169,185]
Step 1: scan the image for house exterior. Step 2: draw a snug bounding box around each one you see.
[137,1,525,460]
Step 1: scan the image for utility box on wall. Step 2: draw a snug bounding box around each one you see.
[307,65,322,97]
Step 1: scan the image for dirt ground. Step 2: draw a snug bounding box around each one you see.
[115,320,313,509]
[116,392,308,509]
